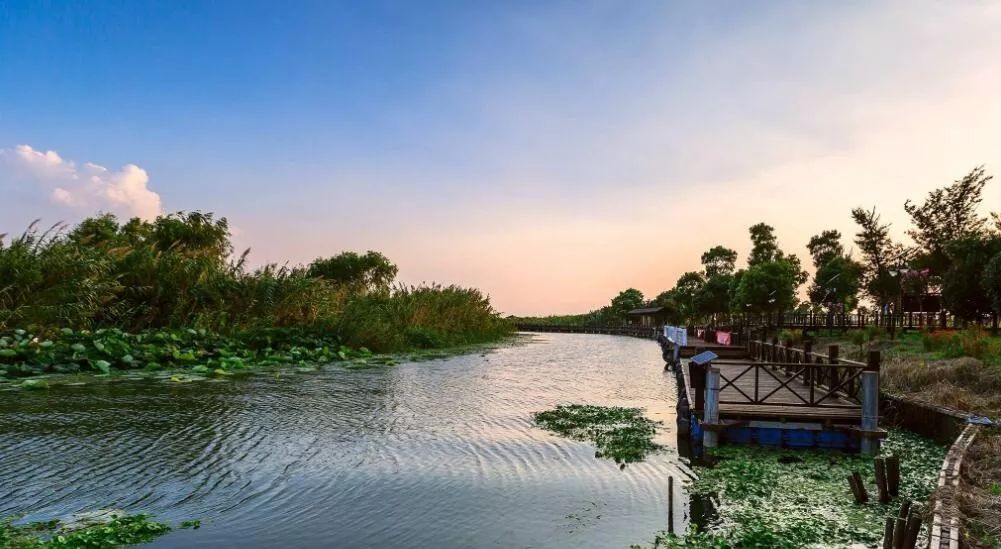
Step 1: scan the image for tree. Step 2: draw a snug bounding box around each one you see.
[941,236,1001,321]
[806,230,844,269]
[701,246,738,277]
[307,251,398,292]
[748,223,779,266]
[808,256,863,311]
[806,229,861,311]
[904,166,993,276]
[851,207,904,308]
[673,272,705,322]
[609,288,644,321]
[985,251,1001,315]
[731,258,801,313]
[652,290,684,325]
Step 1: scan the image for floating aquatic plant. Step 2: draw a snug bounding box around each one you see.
[533,404,662,464]
[634,430,946,548]
[0,512,170,548]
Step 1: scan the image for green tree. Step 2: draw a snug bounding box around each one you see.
[673,271,705,322]
[808,256,863,311]
[652,290,684,325]
[748,223,779,266]
[307,251,398,292]
[806,229,862,310]
[904,166,993,276]
[851,207,904,308]
[695,246,738,321]
[806,230,844,269]
[985,251,1001,314]
[608,288,645,322]
[701,245,738,277]
[941,236,1001,321]
[731,258,802,313]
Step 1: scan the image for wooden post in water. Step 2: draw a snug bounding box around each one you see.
[874,457,890,503]
[882,517,895,549]
[667,475,674,534]
[886,455,900,497]
[902,507,922,549]
[703,367,721,450]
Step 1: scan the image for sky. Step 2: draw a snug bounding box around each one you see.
[2,1,1001,316]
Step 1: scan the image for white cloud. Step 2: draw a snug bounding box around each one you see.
[1,144,163,220]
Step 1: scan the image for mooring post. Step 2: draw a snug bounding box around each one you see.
[703,367,720,450]
[861,350,881,455]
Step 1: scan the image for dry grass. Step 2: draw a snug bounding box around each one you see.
[881,356,1001,417]
[959,430,1001,548]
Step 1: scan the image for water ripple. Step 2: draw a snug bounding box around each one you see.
[0,334,684,548]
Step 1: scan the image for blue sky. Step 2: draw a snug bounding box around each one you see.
[3,1,1001,314]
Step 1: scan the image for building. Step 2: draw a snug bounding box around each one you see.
[626,306,669,327]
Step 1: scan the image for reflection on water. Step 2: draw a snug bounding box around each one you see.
[0,333,688,548]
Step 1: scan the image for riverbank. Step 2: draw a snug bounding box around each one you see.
[797,328,1001,547]
[0,326,523,391]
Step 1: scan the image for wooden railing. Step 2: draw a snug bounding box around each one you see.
[688,340,877,411]
[744,339,877,407]
[714,311,999,332]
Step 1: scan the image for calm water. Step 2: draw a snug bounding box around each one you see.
[0,333,688,548]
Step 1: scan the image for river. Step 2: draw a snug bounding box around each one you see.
[0,333,686,548]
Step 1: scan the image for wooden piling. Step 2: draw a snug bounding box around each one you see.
[668,475,674,534]
[891,517,906,549]
[882,517,895,549]
[847,471,868,504]
[885,455,900,497]
[874,457,890,503]
[902,507,922,549]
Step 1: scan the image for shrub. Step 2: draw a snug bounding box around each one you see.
[0,213,512,354]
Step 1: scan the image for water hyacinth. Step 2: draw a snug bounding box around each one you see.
[636,430,945,548]
[533,404,663,464]
[0,327,360,380]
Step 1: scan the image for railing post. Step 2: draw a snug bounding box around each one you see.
[861,350,881,455]
[690,348,706,413]
[827,344,839,390]
[704,367,720,450]
[803,341,814,401]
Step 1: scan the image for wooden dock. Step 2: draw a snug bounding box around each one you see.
[671,338,883,453]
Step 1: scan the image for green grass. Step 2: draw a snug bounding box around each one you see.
[533,404,662,464]
[633,430,945,548]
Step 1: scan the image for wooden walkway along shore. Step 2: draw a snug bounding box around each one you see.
[672,338,884,453]
[515,324,657,338]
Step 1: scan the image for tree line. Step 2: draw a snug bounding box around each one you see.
[520,167,1001,327]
